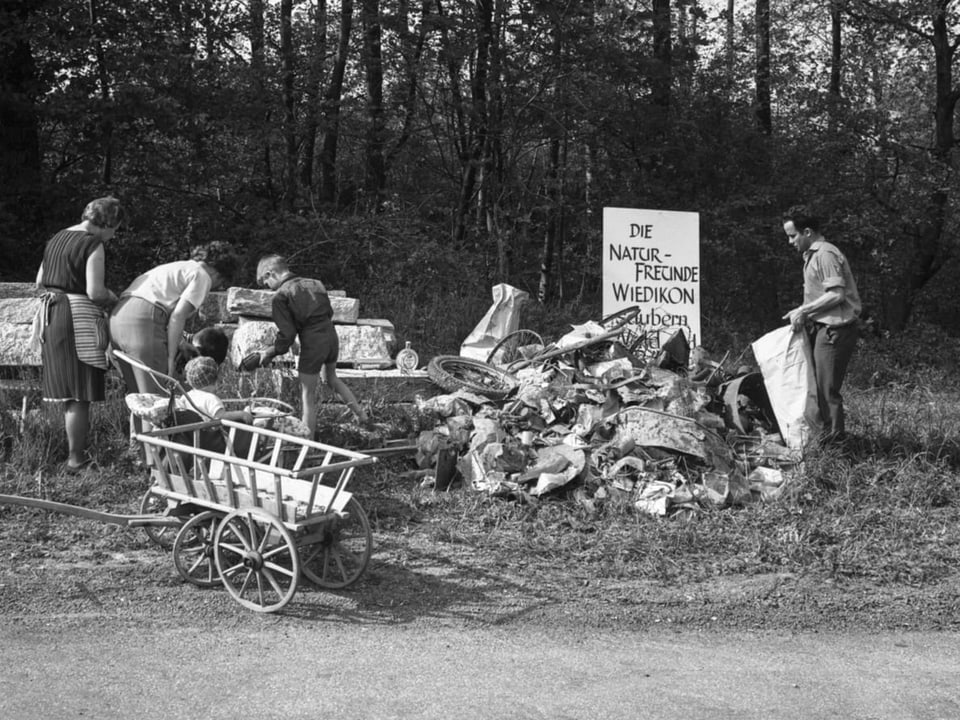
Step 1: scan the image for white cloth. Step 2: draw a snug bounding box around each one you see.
[176,388,224,420]
[122,260,212,314]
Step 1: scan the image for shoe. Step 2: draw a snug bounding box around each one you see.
[63,458,95,474]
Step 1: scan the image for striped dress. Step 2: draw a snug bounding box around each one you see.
[39,230,107,402]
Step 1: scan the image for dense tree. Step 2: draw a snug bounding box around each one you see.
[3,0,960,339]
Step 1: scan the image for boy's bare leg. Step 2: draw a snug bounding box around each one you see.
[323,362,368,423]
[299,371,320,436]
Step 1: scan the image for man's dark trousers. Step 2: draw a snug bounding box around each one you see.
[807,322,858,438]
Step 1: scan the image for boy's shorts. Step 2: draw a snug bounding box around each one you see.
[298,323,339,374]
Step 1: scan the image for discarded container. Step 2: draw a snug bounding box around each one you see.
[396,341,420,374]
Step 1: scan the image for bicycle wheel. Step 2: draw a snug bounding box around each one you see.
[598,306,646,355]
[426,355,519,400]
[485,330,545,367]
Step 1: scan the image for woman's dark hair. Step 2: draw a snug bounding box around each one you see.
[191,241,239,282]
[82,196,122,229]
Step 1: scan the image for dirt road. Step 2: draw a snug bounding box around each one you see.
[2,614,958,719]
[2,499,960,719]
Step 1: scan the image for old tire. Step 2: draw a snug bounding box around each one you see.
[426,355,518,400]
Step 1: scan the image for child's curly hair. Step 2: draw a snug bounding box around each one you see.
[191,241,239,282]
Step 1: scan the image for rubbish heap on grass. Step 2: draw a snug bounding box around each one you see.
[406,314,808,518]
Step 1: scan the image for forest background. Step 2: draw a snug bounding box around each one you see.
[2,0,960,363]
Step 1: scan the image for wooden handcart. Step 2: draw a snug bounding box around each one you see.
[0,350,378,614]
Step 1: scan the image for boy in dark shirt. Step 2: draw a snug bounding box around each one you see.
[254,254,368,436]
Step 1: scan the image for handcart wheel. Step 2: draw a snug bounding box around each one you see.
[139,488,182,550]
[214,508,300,613]
[172,511,222,588]
[298,497,372,589]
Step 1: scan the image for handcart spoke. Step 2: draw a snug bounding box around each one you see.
[261,567,290,597]
[299,498,372,589]
[172,511,222,588]
[214,509,300,613]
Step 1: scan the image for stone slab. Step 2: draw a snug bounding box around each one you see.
[0,298,40,324]
[357,319,397,351]
[337,368,440,403]
[0,323,41,366]
[196,291,235,325]
[227,287,359,323]
[229,319,391,369]
[0,283,39,300]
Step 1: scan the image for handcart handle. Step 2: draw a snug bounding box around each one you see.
[0,494,182,528]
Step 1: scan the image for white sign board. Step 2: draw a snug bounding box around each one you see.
[602,207,701,353]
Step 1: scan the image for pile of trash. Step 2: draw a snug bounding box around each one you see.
[406,317,805,518]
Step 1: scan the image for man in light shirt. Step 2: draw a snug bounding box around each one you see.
[782,213,861,444]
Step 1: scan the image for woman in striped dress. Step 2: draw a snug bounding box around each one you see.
[35,197,121,471]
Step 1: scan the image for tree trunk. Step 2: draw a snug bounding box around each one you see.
[538,135,565,304]
[89,0,114,185]
[249,0,272,197]
[726,0,735,81]
[386,0,431,170]
[361,0,386,204]
[319,0,354,204]
[931,4,958,162]
[829,1,842,98]
[483,0,508,279]
[754,0,771,133]
[280,0,297,211]
[448,0,492,244]
[539,12,565,304]
[300,0,327,191]
[652,0,671,110]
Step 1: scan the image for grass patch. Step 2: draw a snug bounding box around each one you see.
[2,336,959,590]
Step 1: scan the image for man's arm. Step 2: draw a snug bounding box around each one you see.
[784,287,845,331]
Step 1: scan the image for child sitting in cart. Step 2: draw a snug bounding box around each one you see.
[181,355,311,443]
[180,356,254,424]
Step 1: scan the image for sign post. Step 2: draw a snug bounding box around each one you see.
[602,207,701,355]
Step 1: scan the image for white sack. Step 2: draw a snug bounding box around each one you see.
[751,325,820,449]
[459,283,529,361]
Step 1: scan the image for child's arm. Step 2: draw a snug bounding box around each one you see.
[260,292,297,366]
[215,408,254,424]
